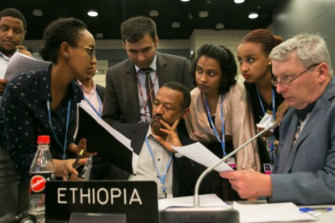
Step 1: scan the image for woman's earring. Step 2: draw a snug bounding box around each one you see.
[65,53,69,58]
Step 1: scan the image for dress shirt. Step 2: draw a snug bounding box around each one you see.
[0,51,10,79]
[77,80,103,117]
[0,65,83,176]
[135,55,159,122]
[129,126,173,198]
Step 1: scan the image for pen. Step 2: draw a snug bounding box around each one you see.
[299,207,333,212]
[72,149,84,169]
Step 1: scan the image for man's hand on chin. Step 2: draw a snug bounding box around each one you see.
[154,119,181,153]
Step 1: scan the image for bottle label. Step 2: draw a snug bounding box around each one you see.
[30,172,55,194]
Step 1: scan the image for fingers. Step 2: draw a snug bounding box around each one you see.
[16,45,32,57]
[219,170,236,179]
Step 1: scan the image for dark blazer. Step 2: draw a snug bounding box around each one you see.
[90,120,216,197]
[102,53,194,125]
[271,79,335,204]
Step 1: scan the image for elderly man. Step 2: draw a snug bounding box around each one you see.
[221,33,335,205]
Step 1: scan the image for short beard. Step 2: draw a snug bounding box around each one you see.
[151,116,168,139]
[0,46,16,57]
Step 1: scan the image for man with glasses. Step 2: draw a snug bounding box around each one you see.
[220,33,335,205]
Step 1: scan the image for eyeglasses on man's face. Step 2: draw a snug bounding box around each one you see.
[77,45,95,58]
[271,63,320,87]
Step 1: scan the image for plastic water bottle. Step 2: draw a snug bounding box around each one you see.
[29,135,55,223]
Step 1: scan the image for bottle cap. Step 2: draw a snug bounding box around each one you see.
[37,135,50,144]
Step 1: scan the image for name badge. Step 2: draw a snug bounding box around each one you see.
[226,157,236,169]
[263,163,273,174]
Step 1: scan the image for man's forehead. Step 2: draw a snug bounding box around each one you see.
[156,87,182,103]
[0,16,24,28]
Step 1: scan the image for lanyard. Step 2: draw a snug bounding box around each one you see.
[84,93,102,117]
[255,86,276,162]
[135,71,158,119]
[46,99,71,159]
[204,94,226,156]
[145,137,173,195]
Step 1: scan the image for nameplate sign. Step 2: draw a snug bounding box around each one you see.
[45,180,158,223]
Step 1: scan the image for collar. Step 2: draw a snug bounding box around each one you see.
[0,51,11,62]
[135,54,157,73]
[77,79,96,94]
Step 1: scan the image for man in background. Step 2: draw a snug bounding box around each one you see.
[0,8,31,95]
[103,16,193,125]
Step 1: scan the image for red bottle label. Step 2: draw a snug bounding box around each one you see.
[30,172,55,193]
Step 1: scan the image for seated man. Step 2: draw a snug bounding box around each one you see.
[92,82,209,198]
[221,33,335,205]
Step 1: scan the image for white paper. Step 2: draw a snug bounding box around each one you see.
[159,194,230,211]
[4,52,50,81]
[173,142,234,172]
[233,202,316,222]
[256,113,274,129]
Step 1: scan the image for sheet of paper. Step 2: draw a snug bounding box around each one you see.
[173,142,233,172]
[233,202,316,222]
[158,194,230,211]
[4,52,50,81]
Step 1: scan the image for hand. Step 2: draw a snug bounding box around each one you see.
[275,101,288,126]
[154,119,182,153]
[220,170,272,199]
[16,45,32,57]
[53,158,88,181]
[68,138,97,158]
[0,79,8,96]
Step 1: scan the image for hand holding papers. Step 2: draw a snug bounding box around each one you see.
[4,52,50,81]
[173,142,233,172]
[74,101,138,174]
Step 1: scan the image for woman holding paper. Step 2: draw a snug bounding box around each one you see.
[237,29,286,172]
[0,17,95,215]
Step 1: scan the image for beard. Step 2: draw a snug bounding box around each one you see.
[0,46,16,57]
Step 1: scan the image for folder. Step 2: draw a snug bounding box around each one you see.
[74,101,138,174]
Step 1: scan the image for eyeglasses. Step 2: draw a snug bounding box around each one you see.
[271,63,320,87]
[77,45,95,58]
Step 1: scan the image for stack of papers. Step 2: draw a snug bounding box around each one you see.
[233,202,316,222]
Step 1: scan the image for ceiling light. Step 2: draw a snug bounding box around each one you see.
[248,12,258,19]
[180,0,191,2]
[171,22,181,28]
[149,9,159,17]
[216,23,225,29]
[87,10,98,17]
[95,33,104,39]
[234,0,245,4]
[32,9,43,17]
[198,11,208,18]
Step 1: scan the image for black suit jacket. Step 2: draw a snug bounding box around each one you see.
[102,53,194,125]
[90,120,216,197]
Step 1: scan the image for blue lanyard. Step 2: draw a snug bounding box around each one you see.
[145,137,173,194]
[83,93,102,117]
[204,94,226,156]
[46,99,71,159]
[255,86,276,162]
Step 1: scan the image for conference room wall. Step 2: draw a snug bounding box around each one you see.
[273,0,335,70]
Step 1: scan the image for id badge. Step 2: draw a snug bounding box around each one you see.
[226,157,236,169]
[263,163,273,174]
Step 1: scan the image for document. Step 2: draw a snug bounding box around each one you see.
[74,101,138,174]
[4,52,50,81]
[233,202,316,222]
[158,194,230,211]
[173,142,233,172]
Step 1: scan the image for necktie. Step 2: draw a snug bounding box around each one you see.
[142,68,155,117]
[292,102,316,145]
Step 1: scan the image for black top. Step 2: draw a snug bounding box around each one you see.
[244,82,284,167]
[0,65,83,176]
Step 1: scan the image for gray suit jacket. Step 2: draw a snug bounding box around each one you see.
[102,53,194,125]
[271,79,335,204]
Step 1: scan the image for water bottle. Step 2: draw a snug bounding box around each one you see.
[29,135,55,223]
